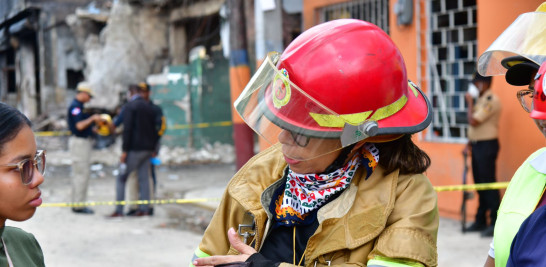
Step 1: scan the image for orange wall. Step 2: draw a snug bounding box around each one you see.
[302,0,546,219]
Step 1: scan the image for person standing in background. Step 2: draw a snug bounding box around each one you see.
[464,73,502,237]
[124,83,165,216]
[138,82,165,192]
[108,84,157,217]
[67,82,99,215]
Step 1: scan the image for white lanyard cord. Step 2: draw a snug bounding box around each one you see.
[1,238,13,267]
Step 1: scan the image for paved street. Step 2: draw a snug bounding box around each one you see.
[8,155,491,266]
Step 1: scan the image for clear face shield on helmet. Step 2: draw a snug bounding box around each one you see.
[478,11,546,76]
[234,52,381,161]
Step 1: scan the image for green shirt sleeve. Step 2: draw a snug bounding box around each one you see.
[0,226,45,267]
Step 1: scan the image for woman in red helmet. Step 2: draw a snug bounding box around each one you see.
[192,19,438,267]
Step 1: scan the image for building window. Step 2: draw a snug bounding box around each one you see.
[66,69,84,90]
[319,0,390,34]
[6,48,16,93]
[427,0,477,141]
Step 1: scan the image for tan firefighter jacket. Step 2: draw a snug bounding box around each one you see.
[194,145,438,266]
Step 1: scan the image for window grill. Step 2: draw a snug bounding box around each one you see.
[319,0,390,34]
[426,0,477,142]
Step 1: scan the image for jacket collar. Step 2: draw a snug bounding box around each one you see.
[228,145,286,211]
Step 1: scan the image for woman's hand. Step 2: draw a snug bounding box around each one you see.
[193,228,257,267]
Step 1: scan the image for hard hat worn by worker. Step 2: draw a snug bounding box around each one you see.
[97,114,112,136]
[138,82,150,92]
[76,81,95,97]
[234,19,432,161]
[478,3,546,79]
[530,62,546,120]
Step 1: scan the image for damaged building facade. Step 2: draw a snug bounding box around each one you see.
[0,0,301,151]
[0,0,226,122]
[0,0,95,122]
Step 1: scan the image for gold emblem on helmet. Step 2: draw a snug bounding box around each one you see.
[272,68,291,109]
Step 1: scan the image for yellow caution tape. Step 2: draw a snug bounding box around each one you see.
[170,121,232,130]
[434,182,510,192]
[35,131,71,137]
[41,198,221,208]
[42,182,510,208]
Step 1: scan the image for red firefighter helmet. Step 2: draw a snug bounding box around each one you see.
[234,19,431,158]
[531,62,546,120]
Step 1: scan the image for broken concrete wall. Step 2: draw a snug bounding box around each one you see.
[0,0,27,20]
[39,18,87,118]
[81,1,168,109]
[17,41,39,119]
[1,0,98,122]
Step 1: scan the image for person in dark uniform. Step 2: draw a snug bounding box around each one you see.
[121,83,165,216]
[464,73,502,236]
[108,84,157,217]
[67,82,99,214]
[138,82,165,191]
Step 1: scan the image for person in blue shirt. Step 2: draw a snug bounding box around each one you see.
[67,82,99,214]
[507,205,546,266]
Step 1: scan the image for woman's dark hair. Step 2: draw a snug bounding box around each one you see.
[373,134,431,175]
[0,102,32,155]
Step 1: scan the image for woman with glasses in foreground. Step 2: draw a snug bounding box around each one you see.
[0,102,46,266]
[192,19,438,267]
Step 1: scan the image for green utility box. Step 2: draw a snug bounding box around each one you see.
[151,50,233,148]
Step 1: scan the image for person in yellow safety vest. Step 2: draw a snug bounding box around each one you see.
[477,2,546,267]
[191,19,439,267]
[505,61,546,266]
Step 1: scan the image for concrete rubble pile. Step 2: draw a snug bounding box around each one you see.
[41,136,235,167]
[68,0,169,109]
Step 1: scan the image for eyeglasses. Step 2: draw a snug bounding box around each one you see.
[288,131,310,147]
[517,89,534,113]
[0,150,46,185]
